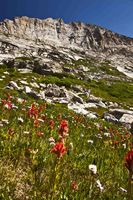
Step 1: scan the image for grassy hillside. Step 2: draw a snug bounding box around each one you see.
[0,60,133,199]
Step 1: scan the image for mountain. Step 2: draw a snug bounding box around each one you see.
[0,16,133,77]
[0,16,133,130]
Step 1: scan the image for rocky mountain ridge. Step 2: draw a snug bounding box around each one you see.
[0,16,133,77]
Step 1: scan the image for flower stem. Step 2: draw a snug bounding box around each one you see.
[128,171,133,200]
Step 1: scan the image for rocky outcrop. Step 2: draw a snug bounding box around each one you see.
[0,16,132,50]
[0,17,133,78]
[104,109,133,129]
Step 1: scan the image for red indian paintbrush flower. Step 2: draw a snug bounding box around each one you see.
[125,149,133,172]
[28,103,39,119]
[71,181,78,190]
[2,99,12,109]
[58,120,69,138]
[49,119,55,130]
[51,142,67,158]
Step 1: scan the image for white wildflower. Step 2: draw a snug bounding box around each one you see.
[38,118,44,123]
[18,117,24,123]
[2,119,9,124]
[87,140,94,144]
[23,131,30,135]
[69,142,74,149]
[4,71,9,75]
[104,132,111,137]
[89,164,97,174]
[96,180,104,192]
[17,98,25,104]
[122,143,126,149]
[97,134,102,139]
[48,137,55,146]
[120,187,127,193]
[12,104,18,109]
[0,123,3,127]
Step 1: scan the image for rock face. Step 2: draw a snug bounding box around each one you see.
[0,16,133,78]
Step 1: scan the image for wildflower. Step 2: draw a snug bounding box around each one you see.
[49,119,55,130]
[2,100,12,109]
[36,131,44,137]
[125,149,133,200]
[87,140,93,144]
[17,97,25,104]
[69,142,74,150]
[3,71,9,75]
[38,118,44,123]
[8,128,14,136]
[27,148,38,155]
[34,119,40,127]
[96,180,104,192]
[23,131,30,135]
[122,143,126,149]
[71,181,78,190]
[97,134,102,139]
[89,164,97,174]
[18,117,24,123]
[104,132,111,137]
[0,123,3,127]
[2,119,9,124]
[119,187,127,193]
[48,137,55,145]
[51,142,67,158]
[12,104,18,109]
[28,103,38,118]
[58,120,69,138]
[125,149,133,172]
[57,113,62,120]
[41,114,46,121]
[113,140,119,147]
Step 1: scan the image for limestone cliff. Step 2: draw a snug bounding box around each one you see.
[0,16,133,77]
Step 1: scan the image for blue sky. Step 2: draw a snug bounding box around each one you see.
[0,0,133,37]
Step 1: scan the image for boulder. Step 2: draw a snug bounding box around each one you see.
[45,84,65,97]
[65,90,84,104]
[104,112,118,123]
[119,114,133,129]
[8,81,20,90]
[109,109,133,119]
[33,64,53,75]
[24,86,39,99]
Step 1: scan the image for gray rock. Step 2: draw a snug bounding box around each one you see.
[33,64,53,75]
[8,81,20,90]
[109,109,133,119]
[45,84,65,97]
[24,86,39,99]
[39,83,46,89]
[119,114,133,129]
[65,91,84,104]
[104,112,118,123]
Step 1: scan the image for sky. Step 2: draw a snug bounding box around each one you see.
[0,0,133,37]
